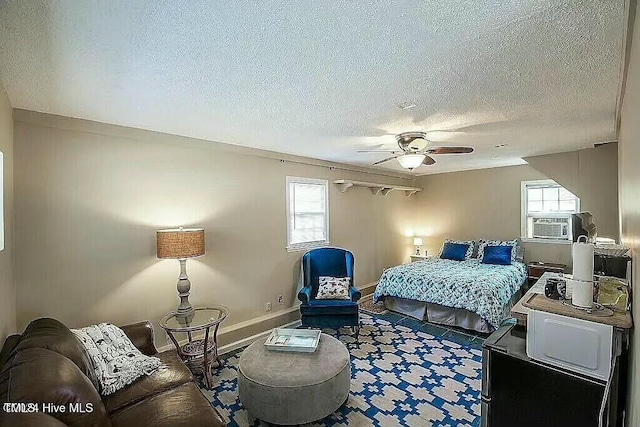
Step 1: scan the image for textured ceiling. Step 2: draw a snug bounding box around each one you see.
[0,0,626,174]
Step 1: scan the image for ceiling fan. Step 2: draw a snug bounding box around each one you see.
[358,131,474,170]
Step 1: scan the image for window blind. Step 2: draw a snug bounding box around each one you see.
[289,182,326,245]
[286,177,329,250]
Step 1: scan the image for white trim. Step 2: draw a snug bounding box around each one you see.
[286,242,330,253]
[520,238,573,245]
[521,180,530,238]
[217,320,302,355]
[522,178,558,189]
[286,176,330,251]
[157,319,302,354]
[158,306,301,353]
[218,306,300,336]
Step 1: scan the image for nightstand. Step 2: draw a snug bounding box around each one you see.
[527,262,566,287]
[410,254,427,263]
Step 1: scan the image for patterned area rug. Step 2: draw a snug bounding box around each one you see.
[198,314,482,427]
[359,294,388,315]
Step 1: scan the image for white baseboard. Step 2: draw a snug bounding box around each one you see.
[157,282,376,355]
[157,318,302,354]
[360,281,378,296]
[217,319,301,355]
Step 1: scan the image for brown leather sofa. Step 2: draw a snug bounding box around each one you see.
[0,318,226,427]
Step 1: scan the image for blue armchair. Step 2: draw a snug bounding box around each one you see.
[297,248,361,336]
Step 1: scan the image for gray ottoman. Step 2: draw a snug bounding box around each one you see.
[238,333,351,425]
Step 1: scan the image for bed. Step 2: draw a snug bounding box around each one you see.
[374,257,527,333]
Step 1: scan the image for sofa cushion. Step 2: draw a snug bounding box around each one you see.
[104,350,194,414]
[0,348,111,427]
[300,299,359,316]
[8,318,99,388]
[111,383,225,427]
[0,412,69,427]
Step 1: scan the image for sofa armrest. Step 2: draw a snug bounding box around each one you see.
[298,286,313,304]
[121,321,158,356]
[350,286,362,302]
[0,334,21,371]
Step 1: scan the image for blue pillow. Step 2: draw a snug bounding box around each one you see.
[440,242,471,261]
[482,245,513,265]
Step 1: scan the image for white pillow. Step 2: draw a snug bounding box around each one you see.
[316,276,351,300]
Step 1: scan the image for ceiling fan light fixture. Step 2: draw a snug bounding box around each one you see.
[397,154,425,170]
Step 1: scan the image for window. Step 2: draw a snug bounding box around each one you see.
[521,180,580,242]
[286,176,329,251]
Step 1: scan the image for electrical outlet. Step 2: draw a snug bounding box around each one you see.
[266,302,272,312]
[277,295,284,304]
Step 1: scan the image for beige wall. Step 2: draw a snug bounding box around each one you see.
[412,146,619,269]
[0,85,15,344]
[12,112,415,347]
[618,2,640,425]
[525,143,619,241]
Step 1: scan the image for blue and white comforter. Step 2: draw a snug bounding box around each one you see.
[374,257,527,329]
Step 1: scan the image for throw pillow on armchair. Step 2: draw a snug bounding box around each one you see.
[316,276,351,300]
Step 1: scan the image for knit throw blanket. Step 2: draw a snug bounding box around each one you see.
[72,323,162,395]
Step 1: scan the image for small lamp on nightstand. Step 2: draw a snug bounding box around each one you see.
[413,237,423,256]
[157,227,205,320]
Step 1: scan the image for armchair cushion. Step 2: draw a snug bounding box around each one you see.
[300,299,359,316]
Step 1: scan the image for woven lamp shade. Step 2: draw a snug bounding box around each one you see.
[156,228,205,259]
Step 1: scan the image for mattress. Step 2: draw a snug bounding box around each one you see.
[374,257,527,330]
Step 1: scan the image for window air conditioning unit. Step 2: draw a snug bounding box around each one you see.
[532,218,569,239]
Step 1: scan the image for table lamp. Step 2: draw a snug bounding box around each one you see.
[157,227,205,319]
[413,237,423,256]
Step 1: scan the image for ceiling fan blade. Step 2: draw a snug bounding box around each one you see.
[372,156,398,165]
[427,146,474,154]
[357,150,401,153]
[422,155,436,165]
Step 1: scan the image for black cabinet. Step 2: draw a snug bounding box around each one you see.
[482,324,620,427]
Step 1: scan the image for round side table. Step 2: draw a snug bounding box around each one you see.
[159,305,228,388]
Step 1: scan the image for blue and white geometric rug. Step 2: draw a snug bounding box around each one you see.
[198,314,482,426]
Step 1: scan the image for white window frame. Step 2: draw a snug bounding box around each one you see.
[286,176,330,252]
[521,179,580,244]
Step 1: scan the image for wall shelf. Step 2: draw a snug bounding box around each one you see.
[333,180,422,197]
